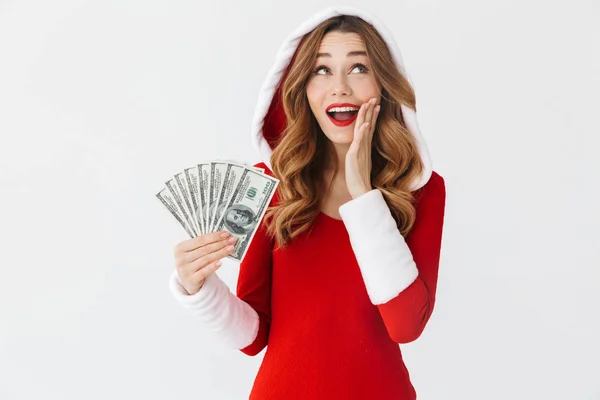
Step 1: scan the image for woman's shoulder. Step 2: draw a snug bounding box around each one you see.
[426,170,445,191]
[413,170,446,208]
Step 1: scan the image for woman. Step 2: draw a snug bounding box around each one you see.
[170,6,446,399]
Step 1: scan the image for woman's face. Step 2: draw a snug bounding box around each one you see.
[306,31,382,145]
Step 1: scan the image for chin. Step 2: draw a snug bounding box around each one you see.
[320,123,355,143]
[323,130,354,145]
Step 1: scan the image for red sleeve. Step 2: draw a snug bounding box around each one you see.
[376,172,447,343]
[236,162,277,356]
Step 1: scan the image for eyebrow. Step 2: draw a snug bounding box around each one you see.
[316,50,367,58]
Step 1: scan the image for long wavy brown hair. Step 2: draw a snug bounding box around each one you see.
[263,14,424,248]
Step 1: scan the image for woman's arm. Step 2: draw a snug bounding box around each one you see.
[338,171,447,344]
[169,267,261,351]
[169,162,275,356]
[233,219,274,356]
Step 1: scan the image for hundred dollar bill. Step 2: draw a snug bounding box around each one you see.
[174,171,200,235]
[165,177,198,237]
[207,160,228,233]
[198,163,211,234]
[201,160,263,233]
[214,168,279,261]
[209,161,247,232]
[183,166,203,235]
[156,160,269,238]
[156,187,195,238]
[198,160,261,234]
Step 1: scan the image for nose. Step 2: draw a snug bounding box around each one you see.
[332,75,352,97]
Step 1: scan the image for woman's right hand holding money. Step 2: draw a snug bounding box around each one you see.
[174,231,237,295]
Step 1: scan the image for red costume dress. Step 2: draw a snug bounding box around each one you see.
[170,6,447,399]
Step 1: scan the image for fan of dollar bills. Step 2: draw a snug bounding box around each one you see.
[156,160,279,262]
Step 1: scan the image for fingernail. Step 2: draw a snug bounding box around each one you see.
[221,231,230,238]
[226,245,234,251]
[228,236,237,243]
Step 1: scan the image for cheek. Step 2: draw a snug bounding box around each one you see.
[355,80,381,98]
[306,87,318,107]
[306,83,324,103]
[306,91,323,118]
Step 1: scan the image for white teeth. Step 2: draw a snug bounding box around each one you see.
[328,106,359,113]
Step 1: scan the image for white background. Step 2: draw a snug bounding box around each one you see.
[1,0,599,399]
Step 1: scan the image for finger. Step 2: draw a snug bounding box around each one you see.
[177,230,231,253]
[188,242,235,274]
[372,104,380,124]
[364,99,375,127]
[186,235,236,263]
[370,105,380,133]
[363,122,371,139]
[356,102,367,130]
[190,258,224,283]
[353,122,368,146]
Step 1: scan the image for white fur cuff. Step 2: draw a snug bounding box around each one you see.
[169,270,259,350]
[338,189,419,305]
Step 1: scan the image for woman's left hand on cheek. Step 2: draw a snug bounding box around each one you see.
[345,97,381,199]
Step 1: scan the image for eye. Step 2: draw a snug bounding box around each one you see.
[312,63,369,75]
[351,63,369,73]
[313,65,329,75]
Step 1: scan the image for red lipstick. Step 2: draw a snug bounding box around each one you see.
[326,103,360,127]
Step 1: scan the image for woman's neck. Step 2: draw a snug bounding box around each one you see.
[324,141,350,177]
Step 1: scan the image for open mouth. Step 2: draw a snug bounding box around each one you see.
[327,110,358,121]
[326,110,359,127]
